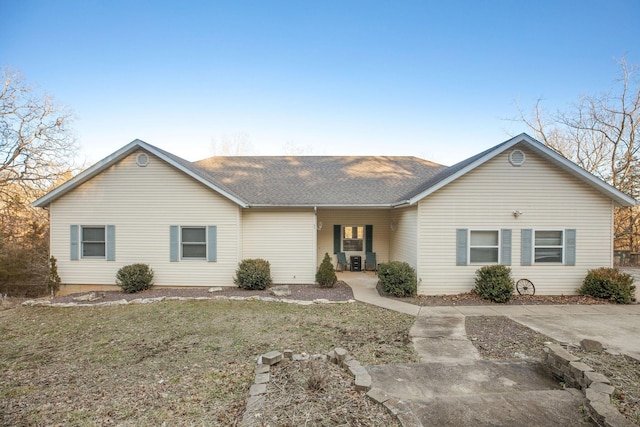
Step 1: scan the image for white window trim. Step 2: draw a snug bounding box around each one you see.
[533,229,565,264]
[81,225,106,259]
[180,226,207,260]
[342,225,365,253]
[468,229,500,264]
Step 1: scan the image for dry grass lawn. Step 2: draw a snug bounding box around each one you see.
[0,300,416,426]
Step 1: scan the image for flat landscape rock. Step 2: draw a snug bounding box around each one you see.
[270,285,291,297]
[581,338,604,352]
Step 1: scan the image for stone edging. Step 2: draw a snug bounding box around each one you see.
[21,295,357,308]
[240,347,414,427]
[544,343,634,427]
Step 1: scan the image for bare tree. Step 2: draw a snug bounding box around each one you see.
[1,67,77,202]
[210,132,254,156]
[516,58,639,193]
[282,141,314,155]
[515,58,640,256]
[0,66,78,294]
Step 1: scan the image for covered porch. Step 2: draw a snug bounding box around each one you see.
[315,207,417,273]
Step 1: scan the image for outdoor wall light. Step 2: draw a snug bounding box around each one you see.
[512,210,524,218]
[390,220,398,231]
[316,222,323,231]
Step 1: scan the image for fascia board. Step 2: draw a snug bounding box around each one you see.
[408,136,521,204]
[142,143,249,208]
[32,140,249,208]
[32,140,143,207]
[521,136,636,207]
[248,204,393,209]
[408,134,636,207]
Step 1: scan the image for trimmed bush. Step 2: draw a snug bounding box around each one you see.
[316,253,337,288]
[474,265,514,303]
[579,267,636,304]
[378,261,417,297]
[234,258,273,290]
[47,256,61,297]
[116,263,154,293]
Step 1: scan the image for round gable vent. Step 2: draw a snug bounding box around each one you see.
[509,149,526,166]
[136,153,149,167]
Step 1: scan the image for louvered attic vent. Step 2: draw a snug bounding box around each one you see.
[509,149,526,166]
[136,152,150,167]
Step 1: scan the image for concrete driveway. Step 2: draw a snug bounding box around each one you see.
[509,308,640,360]
[343,272,640,425]
[416,304,640,361]
[341,270,640,360]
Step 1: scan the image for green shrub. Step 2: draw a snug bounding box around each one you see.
[316,253,337,288]
[47,256,61,297]
[234,258,273,290]
[116,263,154,293]
[378,261,417,297]
[578,267,636,304]
[474,265,514,303]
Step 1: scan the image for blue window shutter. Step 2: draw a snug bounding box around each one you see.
[365,225,373,253]
[170,226,179,262]
[456,229,468,266]
[521,229,533,266]
[565,229,576,266]
[333,225,341,254]
[106,225,116,261]
[207,225,217,262]
[70,225,79,260]
[501,229,512,266]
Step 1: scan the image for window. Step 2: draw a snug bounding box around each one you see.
[469,230,499,263]
[534,230,563,263]
[82,226,105,258]
[182,227,206,259]
[170,225,216,262]
[343,226,364,251]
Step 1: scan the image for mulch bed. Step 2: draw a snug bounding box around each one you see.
[376,282,614,306]
[48,281,355,305]
[30,280,619,307]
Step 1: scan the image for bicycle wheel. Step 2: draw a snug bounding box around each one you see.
[516,279,535,295]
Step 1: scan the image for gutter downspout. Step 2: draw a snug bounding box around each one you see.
[313,206,319,274]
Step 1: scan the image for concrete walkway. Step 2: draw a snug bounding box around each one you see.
[340,270,640,358]
[341,272,640,426]
[336,271,420,315]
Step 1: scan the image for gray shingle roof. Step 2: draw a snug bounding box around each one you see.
[193,156,447,206]
[32,133,635,209]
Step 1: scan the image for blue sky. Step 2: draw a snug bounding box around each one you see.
[2,0,638,165]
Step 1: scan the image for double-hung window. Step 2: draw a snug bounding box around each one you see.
[456,228,511,266]
[343,226,364,251]
[170,225,217,262]
[469,230,499,263]
[181,227,206,259]
[82,226,106,258]
[534,230,563,263]
[70,225,114,261]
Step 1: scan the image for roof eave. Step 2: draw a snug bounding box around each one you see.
[32,140,144,208]
[32,139,249,208]
[522,137,636,207]
[248,203,395,209]
[408,133,636,207]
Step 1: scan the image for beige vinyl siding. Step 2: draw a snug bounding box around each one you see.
[316,209,390,267]
[417,144,614,295]
[390,206,418,269]
[241,209,316,284]
[49,150,241,287]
